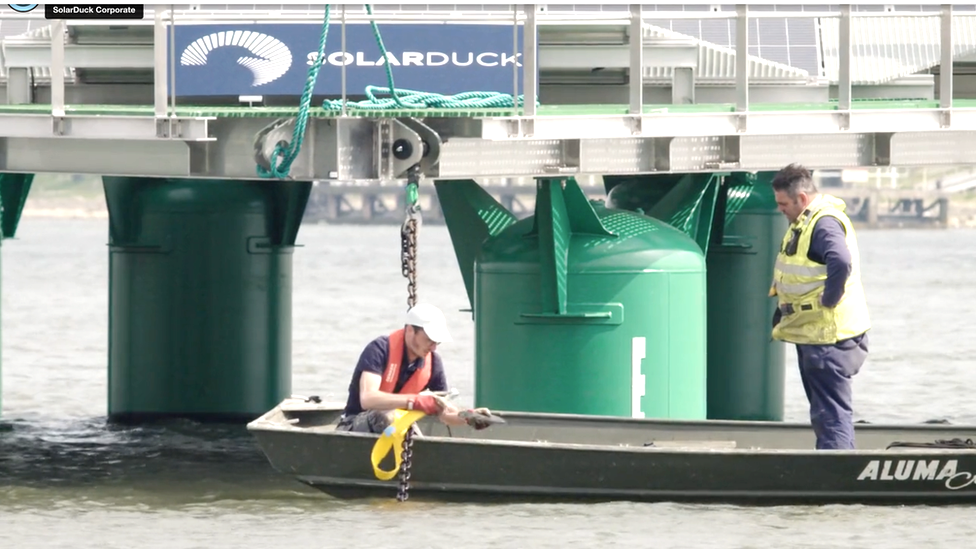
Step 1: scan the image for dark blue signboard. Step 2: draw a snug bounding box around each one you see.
[168,23,529,98]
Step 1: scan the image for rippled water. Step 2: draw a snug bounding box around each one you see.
[2,218,976,548]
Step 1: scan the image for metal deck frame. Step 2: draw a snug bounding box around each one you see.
[0,5,971,181]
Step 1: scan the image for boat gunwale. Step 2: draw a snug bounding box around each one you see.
[246,406,976,457]
[253,401,976,433]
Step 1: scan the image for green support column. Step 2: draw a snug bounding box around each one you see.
[705,173,788,421]
[603,171,788,421]
[102,177,311,423]
[0,173,33,418]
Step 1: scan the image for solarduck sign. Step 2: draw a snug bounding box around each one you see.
[169,23,529,97]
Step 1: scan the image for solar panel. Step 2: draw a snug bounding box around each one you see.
[619,6,811,75]
[638,4,976,78]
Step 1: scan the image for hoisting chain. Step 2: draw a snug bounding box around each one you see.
[400,163,422,310]
[396,430,414,502]
[397,162,422,503]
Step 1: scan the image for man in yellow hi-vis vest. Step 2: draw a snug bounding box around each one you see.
[769,164,871,450]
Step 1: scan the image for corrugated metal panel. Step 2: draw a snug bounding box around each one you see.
[820,14,976,85]
[0,24,76,82]
[642,23,813,81]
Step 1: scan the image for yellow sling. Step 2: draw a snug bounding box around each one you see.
[370,409,426,481]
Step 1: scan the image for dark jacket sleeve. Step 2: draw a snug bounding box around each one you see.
[806,216,852,308]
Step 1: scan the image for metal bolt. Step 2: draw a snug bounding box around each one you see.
[392,139,413,160]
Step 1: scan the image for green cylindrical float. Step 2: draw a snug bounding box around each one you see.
[0,172,34,419]
[102,177,311,422]
[474,179,707,420]
[705,173,788,421]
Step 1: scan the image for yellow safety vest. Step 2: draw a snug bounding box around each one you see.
[769,194,871,345]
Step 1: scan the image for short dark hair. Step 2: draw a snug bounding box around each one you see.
[771,163,817,199]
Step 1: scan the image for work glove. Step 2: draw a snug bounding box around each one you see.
[459,407,505,430]
[409,395,442,415]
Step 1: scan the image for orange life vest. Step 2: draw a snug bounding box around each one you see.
[379,328,431,394]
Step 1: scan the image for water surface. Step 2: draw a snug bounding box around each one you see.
[2,218,974,547]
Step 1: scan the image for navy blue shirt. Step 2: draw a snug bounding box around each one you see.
[807,216,852,308]
[342,334,448,417]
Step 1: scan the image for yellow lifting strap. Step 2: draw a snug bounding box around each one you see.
[371,409,427,481]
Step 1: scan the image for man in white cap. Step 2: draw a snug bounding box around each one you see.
[337,302,468,433]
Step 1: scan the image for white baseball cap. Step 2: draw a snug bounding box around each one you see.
[404,303,453,344]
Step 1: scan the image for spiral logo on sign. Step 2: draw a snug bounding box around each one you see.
[180,30,293,87]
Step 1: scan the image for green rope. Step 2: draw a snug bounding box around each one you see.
[324,86,528,111]
[257,3,534,179]
[322,5,526,111]
[256,5,331,179]
[406,179,419,206]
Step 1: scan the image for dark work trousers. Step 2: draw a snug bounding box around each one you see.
[335,410,392,434]
[795,332,870,450]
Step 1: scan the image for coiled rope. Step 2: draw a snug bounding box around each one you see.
[257,4,532,179]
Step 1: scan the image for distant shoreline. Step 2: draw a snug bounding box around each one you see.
[22,208,108,219]
[21,197,108,219]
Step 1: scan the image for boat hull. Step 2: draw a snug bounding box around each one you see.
[248,402,976,505]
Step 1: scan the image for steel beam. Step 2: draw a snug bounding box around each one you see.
[51,20,65,119]
[3,114,976,180]
[735,5,748,114]
[672,68,694,105]
[5,68,30,105]
[476,109,976,140]
[2,40,697,73]
[0,109,973,144]
[1,42,153,69]
[2,75,935,107]
[540,41,698,70]
[0,83,157,105]
[430,131,976,175]
[0,113,213,140]
[536,81,831,105]
[940,4,954,127]
[628,4,643,117]
[524,5,537,118]
[154,8,167,118]
[0,138,193,176]
[838,6,852,113]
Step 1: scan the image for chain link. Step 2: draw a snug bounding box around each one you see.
[400,164,422,310]
[397,163,422,502]
[396,428,414,502]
